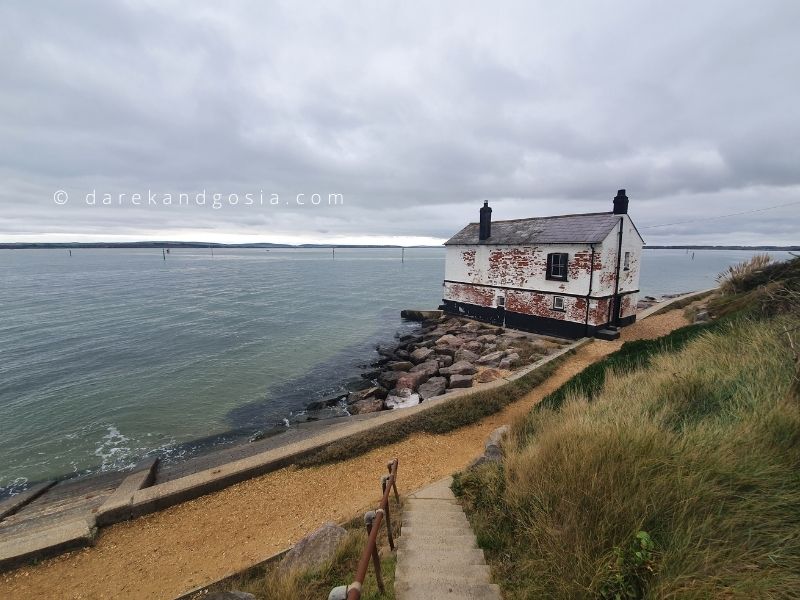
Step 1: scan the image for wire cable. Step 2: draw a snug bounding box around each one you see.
[640,199,800,229]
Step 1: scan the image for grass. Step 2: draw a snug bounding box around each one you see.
[296,350,570,468]
[453,256,800,599]
[203,498,401,600]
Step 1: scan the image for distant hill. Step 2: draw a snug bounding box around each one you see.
[645,245,799,251]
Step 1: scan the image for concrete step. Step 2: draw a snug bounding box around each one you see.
[396,581,502,600]
[403,510,470,521]
[406,498,461,509]
[395,563,491,582]
[397,534,478,550]
[400,525,476,537]
[397,547,486,568]
[407,477,456,501]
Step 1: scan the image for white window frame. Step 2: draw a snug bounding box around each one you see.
[553,296,565,311]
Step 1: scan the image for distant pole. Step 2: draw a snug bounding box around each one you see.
[210,245,214,258]
[162,248,166,261]
[332,246,335,259]
[692,252,695,260]
[69,249,72,257]
[401,247,404,263]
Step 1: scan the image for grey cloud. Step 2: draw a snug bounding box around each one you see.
[0,0,798,245]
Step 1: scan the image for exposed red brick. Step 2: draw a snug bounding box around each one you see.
[444,282,495,307]
[486,247,542,286]
[569,249,593,279]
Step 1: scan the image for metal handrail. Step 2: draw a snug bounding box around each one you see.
[329,458,399,600]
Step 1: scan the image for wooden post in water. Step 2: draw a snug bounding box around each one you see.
[332,246,335,259]
[162,248,166,261]
[401,247,404,263]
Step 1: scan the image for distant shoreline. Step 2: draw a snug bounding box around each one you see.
[1,242,797,251]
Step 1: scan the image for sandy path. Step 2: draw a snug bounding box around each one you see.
[0,310,688,600]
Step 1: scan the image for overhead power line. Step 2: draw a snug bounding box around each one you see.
[640,199,800,229]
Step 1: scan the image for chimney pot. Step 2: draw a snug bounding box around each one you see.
[613,189,629,215]
[479,200,492,240]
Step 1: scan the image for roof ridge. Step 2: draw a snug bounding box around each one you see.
[463,211,615,226]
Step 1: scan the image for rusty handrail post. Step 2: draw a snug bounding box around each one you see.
[387,460,400,502]
[364,511,386,593]
[344,458,398,600]
[380,474,396,551]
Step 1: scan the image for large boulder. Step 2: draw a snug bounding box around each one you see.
[385,388,420,409]
[280,522,347,573]
[477,334,498,343]
[464,340,483,353]
[349,396,384,415]
[437,355,454,368]
[454,348,480,363]
[440,360,478,376]
[387,361,413,372]
[477,350,505,367]
[499,353,520,370]
[449,373,474,388]
[378,370,405,389]
[436,334,464,348]
[410,360,439,378]
[434,346,456,357]
[396,371,429,391]
[410,347,435,364]
[418,377,447,400]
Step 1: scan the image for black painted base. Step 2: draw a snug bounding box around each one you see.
[441,299,638,339]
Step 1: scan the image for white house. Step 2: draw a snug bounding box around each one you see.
[441,190,644,339]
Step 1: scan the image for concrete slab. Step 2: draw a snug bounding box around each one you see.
[96,457,159,526]
[0,481,56,522]
[408,477,455,500]
[0,518,96,572]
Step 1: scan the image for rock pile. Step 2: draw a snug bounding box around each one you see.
[337,314,569,415]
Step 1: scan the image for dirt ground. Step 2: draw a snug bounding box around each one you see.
[0,310,689,600]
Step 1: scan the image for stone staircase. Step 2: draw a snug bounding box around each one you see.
[395,477,500,599]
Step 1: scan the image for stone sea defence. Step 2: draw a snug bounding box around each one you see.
[332,313,571,416]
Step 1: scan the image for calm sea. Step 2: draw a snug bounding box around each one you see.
[0,247,791,495]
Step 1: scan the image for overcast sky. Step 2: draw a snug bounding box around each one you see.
[1,1,798,245]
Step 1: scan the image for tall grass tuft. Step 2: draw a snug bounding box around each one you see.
[455,315,800,599]
[716,253,773,294]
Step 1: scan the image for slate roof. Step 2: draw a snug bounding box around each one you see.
[444,212,625,246]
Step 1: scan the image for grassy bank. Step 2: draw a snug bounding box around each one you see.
[454,257,800,598]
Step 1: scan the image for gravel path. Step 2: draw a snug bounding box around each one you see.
[0,310,689,600]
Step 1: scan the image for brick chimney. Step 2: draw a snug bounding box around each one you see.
[613,189,629,215]
[479,200,492,240]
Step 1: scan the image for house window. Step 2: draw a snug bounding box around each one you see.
[546,253,569,281]
[624,252,631,271]
[497,296,505,307]
[553,296,565,311]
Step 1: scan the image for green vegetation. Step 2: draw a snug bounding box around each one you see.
[297,352,569,467]
[205,501,400,600]
[454,257,800,599]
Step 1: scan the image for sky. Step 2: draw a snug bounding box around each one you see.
[1,1,799,246]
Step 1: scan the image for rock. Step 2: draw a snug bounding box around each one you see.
[464,340,483,352]
[502,331,529,340]
[347,387,379,404]
[410,359,439,378]
[437,355,454,368]
[436,334,464,348]
[401,309,443,321]
[694,310,711,323]
[387,361,413,371]
[378,370,404,389]
[433,345,456,357]
[376,345,398,358]
[477,350,506,367]
[455,348,480,363]
[280,522,347,573]
[206,592,256,600]
[349,396,384,414]
[462,321,482,332]
[410,347,435,364]
[477,334,498,343]
[440,360,478,376]
[395,349,410,360]
[485,425,509,460]
[396,370,429,391]
[449,373,474,388]
[499,353,519,369]
[475,368,503,383]
[385,388,420,409]
[418,377,447,400]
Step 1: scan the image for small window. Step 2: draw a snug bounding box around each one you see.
[623,252,631,271]
[553,296,565,311]
[546,253,569,281]
[497,296,505,307]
